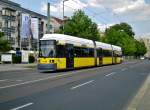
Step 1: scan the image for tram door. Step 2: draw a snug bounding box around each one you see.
[66,44,74,69]
[99,48,103,66]
[97,48,103,66]
[113,51,117,64]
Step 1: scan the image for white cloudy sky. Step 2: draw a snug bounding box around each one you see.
[11,0,150,37]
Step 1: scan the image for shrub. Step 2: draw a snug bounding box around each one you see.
[29,55,35,63]
[12,54,21,64]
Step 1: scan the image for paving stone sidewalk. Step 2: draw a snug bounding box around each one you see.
[127,74,150,110]
[0,63,37,72]
[136,75,150,110]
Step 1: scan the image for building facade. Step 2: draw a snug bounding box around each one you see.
[0,0,63,51]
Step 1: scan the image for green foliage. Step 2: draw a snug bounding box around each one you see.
[12,54,21,64]
[134,40,147,56]
[29,55,35,63]
[59,10,100,41]
[102,23,137,56]
[0,32,11,52]
[102,23,147,56]
[108,23,135,38]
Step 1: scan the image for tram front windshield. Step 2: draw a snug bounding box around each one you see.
[39,40,55,57]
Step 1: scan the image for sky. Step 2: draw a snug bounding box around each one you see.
[11,0,150,38]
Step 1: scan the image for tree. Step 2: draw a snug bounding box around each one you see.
[59,10,100,41]
[134,40,147,57]
[0,32,11,52]
[109,22,135,38]
[102,23,136,56]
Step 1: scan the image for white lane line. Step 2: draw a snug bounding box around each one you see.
[16,80,23,82]
[105,72,117,77]
[71,80,94,90]
[0,79,8,82]
[11,103,33,110]
[121,68,127,71]
[0,73,74,89]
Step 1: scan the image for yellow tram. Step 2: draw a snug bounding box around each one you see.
[38,34,122,71]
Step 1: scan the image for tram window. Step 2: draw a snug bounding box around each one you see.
[89,48,94,57]
[74,47,94,57]
[97,49,103,57]
[56,45,65,57]
[39,45,55,57]
[82,48,89,57]
[103,50,112,57]
[74,47,82,57]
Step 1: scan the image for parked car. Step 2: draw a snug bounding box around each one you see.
[140,57,145,60]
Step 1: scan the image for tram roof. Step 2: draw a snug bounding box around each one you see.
[95,41,112,50]
[40,34,121,51]
[112,45,121,51]
[40,34,95,48]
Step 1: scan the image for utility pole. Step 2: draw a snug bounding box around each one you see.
[47,2,51,33]
[63,0,68,34]
[19,12,22,51]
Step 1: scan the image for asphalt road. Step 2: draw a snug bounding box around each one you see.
[0,60,150,110]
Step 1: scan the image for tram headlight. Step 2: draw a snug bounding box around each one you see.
[51,60,54,63]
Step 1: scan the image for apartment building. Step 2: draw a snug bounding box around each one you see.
[0,0,63,51]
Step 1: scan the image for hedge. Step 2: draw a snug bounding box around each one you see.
[29,55,35,63]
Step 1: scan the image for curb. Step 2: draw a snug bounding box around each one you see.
[0,68,33,73]
[126,74,150,110]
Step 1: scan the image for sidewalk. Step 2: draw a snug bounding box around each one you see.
[0,63,37,72]
[127,74,150,110]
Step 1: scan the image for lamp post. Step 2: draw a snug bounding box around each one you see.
[47,2,51,33]
[63,0,68,34]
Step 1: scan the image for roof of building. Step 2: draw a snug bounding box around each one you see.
[0,0,47,19]
[0,0,65,24]
[0,0,20,7]
[52,17,63,24]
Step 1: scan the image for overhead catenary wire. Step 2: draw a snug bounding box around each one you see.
[73,0,122,24]
[48,0,110,25]
[71,0,108,24]
[51,1,105,24]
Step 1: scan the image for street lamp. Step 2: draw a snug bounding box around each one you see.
[63,0,68,34]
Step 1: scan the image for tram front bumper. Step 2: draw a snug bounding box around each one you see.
[37,63,57,71]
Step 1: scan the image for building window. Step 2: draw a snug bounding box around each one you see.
[2,10,5,15]
[8,21,11,28]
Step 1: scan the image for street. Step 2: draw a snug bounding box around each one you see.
[0,60,150,110]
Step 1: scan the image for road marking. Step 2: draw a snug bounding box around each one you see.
[121,68,127,71]
[105,72,117,77]
[16,80,23,82]
[0,79,8,82]
[11,103,33,110]
[71,80,94,90]
[0,73,74,89]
